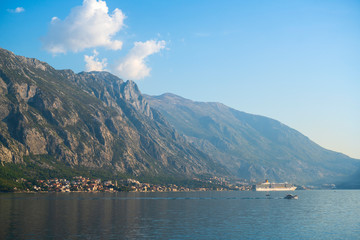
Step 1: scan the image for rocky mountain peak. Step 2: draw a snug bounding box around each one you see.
[69,71,152,118]
[121,80,152,117]
[0,48,51,72]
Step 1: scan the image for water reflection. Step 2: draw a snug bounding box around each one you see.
[1,193,147,239]
[0,191,359,239]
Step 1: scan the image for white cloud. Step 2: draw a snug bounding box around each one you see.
[114,40,166,80]
[51,17,59,23]
[42,0,125,54]
[84,50,107,71]
[7,7,25,13]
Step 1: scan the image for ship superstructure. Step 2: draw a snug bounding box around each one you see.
[255,180,296,191]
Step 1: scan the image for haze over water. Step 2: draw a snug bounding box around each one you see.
[1,190,359,239]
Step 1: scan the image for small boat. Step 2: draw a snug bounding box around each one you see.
[284,194,298,199]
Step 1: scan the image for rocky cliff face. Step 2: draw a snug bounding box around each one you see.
[145,93,360,184]
[0,48,226,177]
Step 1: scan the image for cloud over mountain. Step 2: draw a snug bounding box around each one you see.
[84,50,107,71]
[114,40,166,80]
[41,0,165,80]
[42,0,125,54]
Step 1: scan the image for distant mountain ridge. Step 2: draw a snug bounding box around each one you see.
[0,48,227,180]
[145,93,360,184]
[1,48,358,187]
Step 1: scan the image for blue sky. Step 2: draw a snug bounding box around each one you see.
[1,0,359,158]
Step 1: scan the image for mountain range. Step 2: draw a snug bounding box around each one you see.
[0,48,359,187]
[0,48,226,183]
[145,93,360,185]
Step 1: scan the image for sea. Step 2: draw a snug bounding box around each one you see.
[0,190,359,239]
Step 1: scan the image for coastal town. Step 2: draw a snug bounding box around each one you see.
[14,176,253,193]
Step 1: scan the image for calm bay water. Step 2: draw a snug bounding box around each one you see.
[0,190,359,239]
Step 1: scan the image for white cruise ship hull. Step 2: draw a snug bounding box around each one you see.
[255,180,297,191]
[256,186,297,191]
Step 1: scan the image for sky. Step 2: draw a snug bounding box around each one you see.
[1,0,359,159]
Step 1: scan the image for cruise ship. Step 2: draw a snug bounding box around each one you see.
[254,180,296,191]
